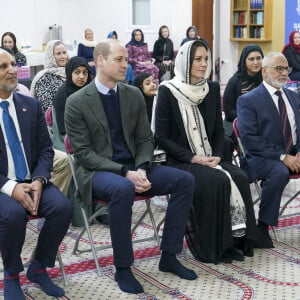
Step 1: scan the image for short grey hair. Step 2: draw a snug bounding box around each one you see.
[262,52,287,68]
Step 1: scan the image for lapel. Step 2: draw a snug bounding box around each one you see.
[0,93,31,175]
[13,93,31,163]
[85,83,110,137]
[118,83,131,143]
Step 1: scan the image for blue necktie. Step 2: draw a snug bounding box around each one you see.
[275,91,293,152]
[0,101,27,181]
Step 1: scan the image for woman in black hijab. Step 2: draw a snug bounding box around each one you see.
[223,44,264,161]
[133,72,157,123]
[152,25,175,81]
[52,56,91,151]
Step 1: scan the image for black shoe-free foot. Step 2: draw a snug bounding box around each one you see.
[96,213,109,226]
[115,268,144,294]
[254,226,274,248]
[159,252,197,280]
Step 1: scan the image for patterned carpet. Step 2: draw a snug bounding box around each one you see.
[1,180,300,300]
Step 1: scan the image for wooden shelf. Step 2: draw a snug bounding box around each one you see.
[230,0,272,41]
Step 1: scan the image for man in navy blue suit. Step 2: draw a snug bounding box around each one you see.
[237,52,300,248]
[0,49,72,299]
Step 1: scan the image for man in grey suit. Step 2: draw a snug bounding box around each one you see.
[64,39,197,294]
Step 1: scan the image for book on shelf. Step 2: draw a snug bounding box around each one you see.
[250,0,264,9]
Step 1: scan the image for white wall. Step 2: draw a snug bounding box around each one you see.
[0,0,192,52]
[1,0,237,84]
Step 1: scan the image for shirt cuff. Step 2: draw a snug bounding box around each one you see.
[280,154,286,161]
[0,180,18,197]
[136,162,150,174]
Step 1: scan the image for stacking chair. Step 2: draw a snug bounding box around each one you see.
[44,107,53,137]
[64,135,161,276]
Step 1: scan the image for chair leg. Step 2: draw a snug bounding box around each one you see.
[145,199,161,246]
[56,252,69,286]
[73,206,103,276]
[271,226,279,241]
[279,190,300,216]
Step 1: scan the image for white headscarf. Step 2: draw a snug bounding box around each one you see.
[161,40,212,155]
[30,40,67,97]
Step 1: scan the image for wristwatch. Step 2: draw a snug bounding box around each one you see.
[32,176,48,186]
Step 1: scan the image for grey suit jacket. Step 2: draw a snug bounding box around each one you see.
[64,81,154,220]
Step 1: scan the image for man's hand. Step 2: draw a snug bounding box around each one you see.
[126,169,152,193]
[30,181,43,215]
[11,181,43,215]
[283,154,300,173]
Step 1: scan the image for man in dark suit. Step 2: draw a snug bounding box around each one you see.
[0,49,72,300]
[237,52,300,248]
[65,39,197,294]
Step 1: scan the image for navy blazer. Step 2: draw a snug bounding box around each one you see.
[237,83,300,180]
[0,92,54,188]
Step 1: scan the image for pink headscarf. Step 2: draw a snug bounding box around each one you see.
[282,31,300,54]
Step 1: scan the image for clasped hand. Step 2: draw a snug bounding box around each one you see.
[283,153,300,173]
[126,169,152,193]
[191,155,221,167]
[12,181,43,215]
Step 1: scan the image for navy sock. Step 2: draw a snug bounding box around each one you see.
[3,270,25,300]
[115,267,144,294]
[26,261,65,297]
[159,252,198,280]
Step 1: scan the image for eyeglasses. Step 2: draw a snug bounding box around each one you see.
[265,66,292,74]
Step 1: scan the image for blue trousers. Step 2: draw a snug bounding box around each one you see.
[92,164,194,268]
[255,159,290,226]
[0,184,73,274]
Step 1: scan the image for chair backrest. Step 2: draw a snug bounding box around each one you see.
[44,107,53,137]
[232,118,245,156]
[64,135,79,189]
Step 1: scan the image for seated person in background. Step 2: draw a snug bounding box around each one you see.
[0,49,72,300]
[237,52,300,248]
[77,28,97,77]
[282,30,300,81]
[152,25,175,82]
[126,29,159,83]
[65,39,197,294]
[107,30,118,39]
[180,26,208,47]
[1,32,27,66]
[30,40,68,112]
[155,40,258,264]
[0,47,31,97]
[107,31,135,85]
[133,72,157,123]
[52,56,91,152]
[30,40,72,197]
[223,44,264,161]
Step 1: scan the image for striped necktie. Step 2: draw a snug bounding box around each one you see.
[0,101,27,181]
[275,90,293,152]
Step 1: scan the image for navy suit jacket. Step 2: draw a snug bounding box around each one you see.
[237,83,300,181]
[0,92,54,189]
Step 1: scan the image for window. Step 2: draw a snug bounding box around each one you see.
[132,0,151,25]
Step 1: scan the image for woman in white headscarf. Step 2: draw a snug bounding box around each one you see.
[155,40,257,264]
[30,40,68,112]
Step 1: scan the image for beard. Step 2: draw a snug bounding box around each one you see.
[267,76,287,89]
[0,81,17,93]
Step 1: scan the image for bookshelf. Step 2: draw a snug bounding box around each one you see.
[230,0,272,42]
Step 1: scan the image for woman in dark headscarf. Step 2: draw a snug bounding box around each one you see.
[155,40,257,264]
[152,25,175,81]
[52,56,91,151]
[223,44,264,160]
[282,30,300,81]
[126,29,159,83]
[1,32,27,66]
[133,72,157,123]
